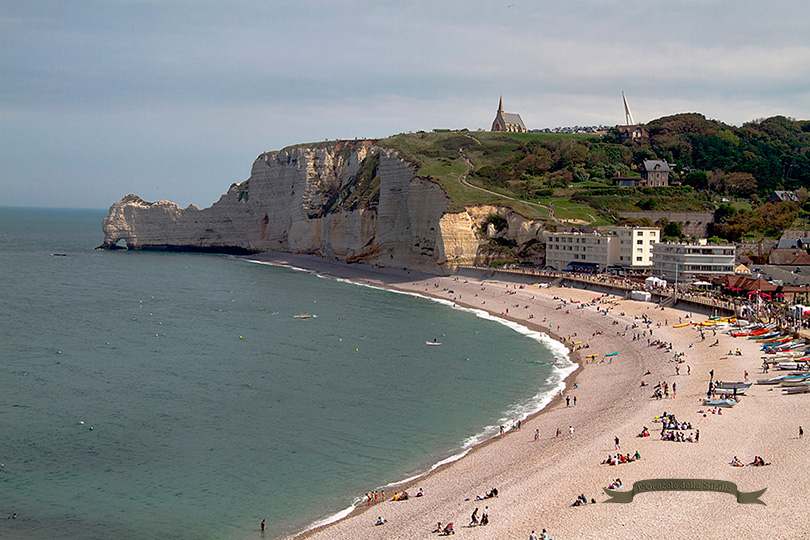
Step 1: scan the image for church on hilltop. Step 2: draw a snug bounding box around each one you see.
[491,97,527,133]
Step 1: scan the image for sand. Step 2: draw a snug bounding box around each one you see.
[249,253,810,540]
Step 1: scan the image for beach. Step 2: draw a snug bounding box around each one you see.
[250,253,810,540]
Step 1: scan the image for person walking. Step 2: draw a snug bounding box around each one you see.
[614,436,620,450]
[569,425,574,438]
[260,519,266,531]
[800,426,804,439]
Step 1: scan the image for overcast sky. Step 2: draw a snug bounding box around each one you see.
[2,1,808,209]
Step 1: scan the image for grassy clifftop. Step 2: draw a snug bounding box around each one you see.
[276,114,809,239]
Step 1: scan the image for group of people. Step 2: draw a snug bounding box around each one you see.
[658,412,691,430]
[605,478,623,490]
[571,493,596,506]
[468,506,489,526]
[661,429,698,443]
[433,522,454,535]
[602,451,641,465]
[475,487,499,500]
[730,455,770,467]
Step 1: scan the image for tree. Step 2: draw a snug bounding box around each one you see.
[724,172,758,197]
[663,221,683,238]
[682,170,708,190]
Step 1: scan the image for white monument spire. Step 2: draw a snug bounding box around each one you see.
[622,91,635,126]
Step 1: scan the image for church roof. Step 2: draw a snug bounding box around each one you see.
[502,112,526,130]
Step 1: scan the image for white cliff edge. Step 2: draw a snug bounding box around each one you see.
[101,142,545,273]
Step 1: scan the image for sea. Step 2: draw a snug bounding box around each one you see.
[0,207,574,540]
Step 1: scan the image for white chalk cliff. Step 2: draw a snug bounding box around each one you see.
[101,141,544,273]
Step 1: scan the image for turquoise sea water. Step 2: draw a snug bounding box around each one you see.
[0,208,572,540]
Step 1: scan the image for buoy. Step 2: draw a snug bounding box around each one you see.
[240,336,243,339]
[89,426,93,430]
[155,334,159,337]
[356,348,359,351]
[78,421,84,425]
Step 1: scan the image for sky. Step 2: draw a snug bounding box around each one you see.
[2,1,809,209]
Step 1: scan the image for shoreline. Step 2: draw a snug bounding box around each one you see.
[245,255,583,537]
[246,252,809,540]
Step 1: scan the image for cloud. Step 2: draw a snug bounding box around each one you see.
[2,0,809,207]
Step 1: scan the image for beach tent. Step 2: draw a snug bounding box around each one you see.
[645,276,667,288]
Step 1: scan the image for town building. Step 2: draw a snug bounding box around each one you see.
[608,226,660,267]
[770,190,799,203]
[491,97,527,133]
[651,239,736,282]
[640,160,670,187]
[543,226,659,273]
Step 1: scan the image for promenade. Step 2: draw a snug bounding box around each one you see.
[455,264,738,315]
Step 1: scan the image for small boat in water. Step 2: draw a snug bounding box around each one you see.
[425,340,442,346]
[293,311,312,319]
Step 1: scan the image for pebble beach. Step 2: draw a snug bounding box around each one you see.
[250,253,810,540]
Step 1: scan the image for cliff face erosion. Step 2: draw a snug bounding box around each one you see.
[101,141,544,273]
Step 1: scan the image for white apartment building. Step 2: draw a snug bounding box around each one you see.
[607,226,660,268]
[651,239,736,282]
[543,227,660,272]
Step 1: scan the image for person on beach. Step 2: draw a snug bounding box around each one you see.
[260,519,265,531]
[534,428,540,441]
[566,396,570,407]
[529,531,539,540]
[615,436,620,449]
[800,426,804,439]
[555,427,561,438]
[469,508,479,526]
[481,506,489,525]
[569,425,574,437]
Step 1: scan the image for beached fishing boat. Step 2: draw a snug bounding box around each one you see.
[715,381,752,390]
[780,377,810,387]
[777,361,810,371]
[783,386,810,395]
[703,398,736,407]
[756,376,784,385]
[715,387,748,396]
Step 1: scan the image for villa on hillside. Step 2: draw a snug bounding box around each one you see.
[491,98,527,133]
[640,160,671,187]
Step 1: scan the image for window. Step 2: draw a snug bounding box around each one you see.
[637,239,643,245]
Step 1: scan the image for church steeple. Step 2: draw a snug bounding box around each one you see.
[498,96,504,114]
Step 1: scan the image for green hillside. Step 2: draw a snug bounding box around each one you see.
[373,114,810,239]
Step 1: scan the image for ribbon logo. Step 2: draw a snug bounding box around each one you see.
[604,479,766,505]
